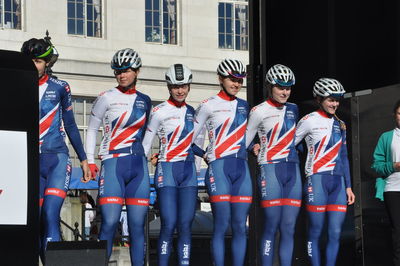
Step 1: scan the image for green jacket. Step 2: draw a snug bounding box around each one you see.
[371,130,395,201]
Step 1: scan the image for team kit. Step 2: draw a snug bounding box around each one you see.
[22,36,355,266]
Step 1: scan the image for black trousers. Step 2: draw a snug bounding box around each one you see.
[384,192,400,266]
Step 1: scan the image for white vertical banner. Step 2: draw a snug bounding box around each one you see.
[0,130,28,225]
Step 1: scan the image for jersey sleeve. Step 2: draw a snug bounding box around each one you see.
[86,93,108,163]
[340,128,352,188]
[193,101,211,142]
[142,107,162,157]
[295,114,311,146]
[245,106,261,148]
[60,82,87,161]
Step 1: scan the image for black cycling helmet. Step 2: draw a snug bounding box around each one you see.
[21,38,54,62]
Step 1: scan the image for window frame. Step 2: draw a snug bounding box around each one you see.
[0,0,23,30]
[67,0,103,38]
[145,0,179,45]
[218,0,248,51]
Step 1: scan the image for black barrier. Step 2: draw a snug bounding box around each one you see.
[0,50,39,265]
[46,240,107,266]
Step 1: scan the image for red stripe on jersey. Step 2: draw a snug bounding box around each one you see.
[126,198,149,206]
[111,112,127,138]
[39,105,59,136]
[216,118,230,145]
[306,205,327,212]
[210,195,231,202]
[110,114,146,151]
[326,204,347,212]
[215,122,246,159]
[314,136,326,161]
[167,125,181,151]
[39,198,44,207]
[99,197,124,205]
[267,126,295,161]
[231,196,252,203]
[267,123,279,149]
[260,199,282,208]
[313,140,342,173]
[281,198,301,207]
[45,188,66,199]
[166,131,194,162]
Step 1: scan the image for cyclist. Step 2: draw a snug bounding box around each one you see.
[21,37,90,258]
[192,59,251,266]
[295,78,355,266]
[142,64,197,266]
[86,48,151,265]
[245,64,301,266]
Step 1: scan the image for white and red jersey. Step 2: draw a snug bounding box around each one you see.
[295,110,351,187]
[245,99,299,164]
[86,86,151,163]
[142,99,195,162]
[192,90,249,162]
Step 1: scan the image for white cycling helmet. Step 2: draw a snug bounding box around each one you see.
[313,78,345,98]
[266,64,295,86]
[217,59,246,78]
[165,64,193,85]
[111,48,142,70]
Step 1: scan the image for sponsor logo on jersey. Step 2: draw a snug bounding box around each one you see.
[238,106,247,114]
[186,113,194,121]
[135,100,145,109]
[286,110,295,119]
[213,109,231,113]
[110,102,129,106]
[261,180,266,187]
[333,124,341,133]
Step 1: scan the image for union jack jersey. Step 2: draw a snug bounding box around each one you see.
[245,99,299,164]
[39,74,86,161]
[193,90,249,162]
[295,110,351,187]
[86,86,151,163]
[142,99,195,162]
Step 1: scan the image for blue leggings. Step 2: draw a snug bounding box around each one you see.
[259,162,302,266]
[98,155,150,266]
[155,161,198,266]
[39,153,71,257]
[305,174,347,266]
[205,158,252,266]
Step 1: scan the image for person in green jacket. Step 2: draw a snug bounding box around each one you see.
[372,99,400,266]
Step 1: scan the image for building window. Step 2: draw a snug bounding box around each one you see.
[0,0,21,29]
[67,97,103,167]
[145,0,177,45]
[67,0,102,37]
[218,1,248,50]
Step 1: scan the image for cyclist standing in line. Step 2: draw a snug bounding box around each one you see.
[86,48,151,265]
[21,37,91,260]
[245,64,301,266]
[142,64,197,266]
[295,78,355,266]
[192,59,252,266]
